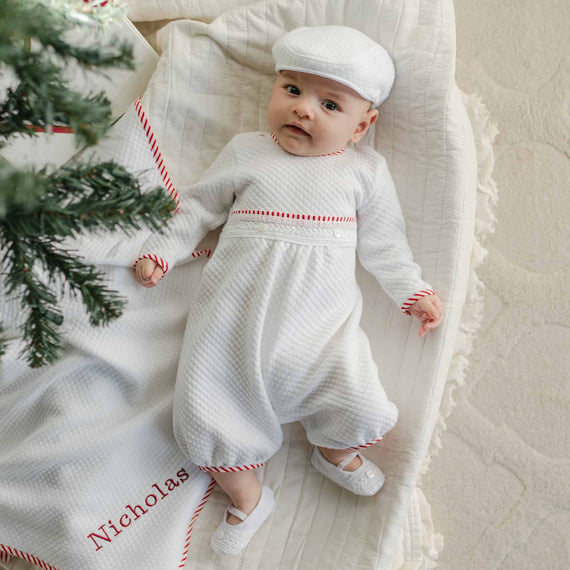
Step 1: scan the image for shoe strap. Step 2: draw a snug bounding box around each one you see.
[227,504,248,521]
[336,451,360,471]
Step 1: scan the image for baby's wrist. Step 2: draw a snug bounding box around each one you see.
[401,288,436,315]
[133,254,169,275]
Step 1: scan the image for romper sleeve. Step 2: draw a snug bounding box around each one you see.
[133,139,239,275]
[356,155,435,315]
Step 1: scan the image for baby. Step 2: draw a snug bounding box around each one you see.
[134,26,443,555]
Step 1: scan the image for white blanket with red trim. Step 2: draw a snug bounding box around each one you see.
[0,1,477,569]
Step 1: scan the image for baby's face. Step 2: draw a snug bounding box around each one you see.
[267,71,378,156]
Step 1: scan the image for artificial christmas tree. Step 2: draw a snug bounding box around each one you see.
[0,0,173,367]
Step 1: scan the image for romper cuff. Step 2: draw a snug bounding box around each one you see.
[133,253,169,276]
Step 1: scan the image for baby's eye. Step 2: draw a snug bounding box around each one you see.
[323,100,339,111]
[285,85,301,95]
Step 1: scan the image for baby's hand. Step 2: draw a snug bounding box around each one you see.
[135,258,164,288]
[408,294,444,338]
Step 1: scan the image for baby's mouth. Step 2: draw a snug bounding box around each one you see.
[285,124,310,136]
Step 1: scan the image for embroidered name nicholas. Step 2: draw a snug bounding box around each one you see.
[87,467,190,552]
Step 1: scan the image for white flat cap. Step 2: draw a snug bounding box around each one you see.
[272,26,395,108]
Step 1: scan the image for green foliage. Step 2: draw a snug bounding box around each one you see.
[0,159,176,368]
[0,0,134,147]
[0,0,174,367]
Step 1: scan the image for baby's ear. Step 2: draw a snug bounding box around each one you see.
[350,109,379,143]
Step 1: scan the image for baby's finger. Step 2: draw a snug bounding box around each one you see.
[427,315,443,332]
[425,298,441,319]
[150,266,164,284]
[432,295,444,317]
[135,264,147,285]
[419,324,435,337]
[135,260,156,286]
[143,260,156,279]
[419,316,443,337]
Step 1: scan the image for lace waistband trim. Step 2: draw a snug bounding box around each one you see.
[223,217,357,246]
[229,209,356,225]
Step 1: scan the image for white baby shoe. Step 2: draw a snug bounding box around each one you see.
[210,485,275,556]
[311,446,385,496]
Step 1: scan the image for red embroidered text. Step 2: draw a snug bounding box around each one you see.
[87,467,190,552]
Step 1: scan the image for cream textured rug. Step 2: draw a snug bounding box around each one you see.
[421,1,570,569]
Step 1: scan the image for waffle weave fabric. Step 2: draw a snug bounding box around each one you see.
[138,131,432,469]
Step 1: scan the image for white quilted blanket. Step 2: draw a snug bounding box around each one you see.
[0,1,477,568]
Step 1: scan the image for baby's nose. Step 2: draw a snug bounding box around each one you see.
[293,99,314,119]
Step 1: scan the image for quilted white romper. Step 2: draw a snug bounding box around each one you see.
[137,132,433,472]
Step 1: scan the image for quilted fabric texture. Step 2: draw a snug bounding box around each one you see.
[146,132,422,468]
[126,7,476,566]
[0,107,215,570]
[0,0,476,569]
[138,132,432,308]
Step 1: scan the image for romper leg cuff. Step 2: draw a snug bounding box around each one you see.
[197,462,265,473]
[344,436,384,451]
[315,436,384,452]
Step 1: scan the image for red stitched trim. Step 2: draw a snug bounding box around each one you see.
[177,478,216,568]
[82,0,110,6]
[24,123,74,134]
[270,132,345,156]
[0,550,12,564]
[133,254,169,275]
[231,209,356,224]
[190,249,212,259]
[401,289,436,315]
[133,98,181,214]
[197,462,265,473]
[344,437,384,451]
[0,544,58,570]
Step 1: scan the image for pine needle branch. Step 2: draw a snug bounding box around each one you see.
[3,235,62,367]
[0,0,134,146]
[1,161,176,234]
[29,236,125,327]
[0,0,174,368]
[0,160,175,368]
